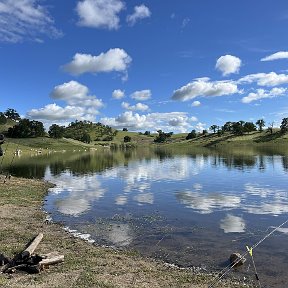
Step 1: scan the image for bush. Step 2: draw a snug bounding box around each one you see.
[124,135,131,142]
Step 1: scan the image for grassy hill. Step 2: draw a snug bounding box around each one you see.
[2,118,288,154]
[168,129,288,148]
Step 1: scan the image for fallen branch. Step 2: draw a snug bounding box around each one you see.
[21,233,43,260]
[39,255,64,268]
[0,233,64,274]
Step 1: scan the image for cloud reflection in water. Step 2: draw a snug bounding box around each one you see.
[220,214,246,233]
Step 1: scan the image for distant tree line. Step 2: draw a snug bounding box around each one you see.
[1,108,288,143]
[186,118,288,140]
[0,109,117,144]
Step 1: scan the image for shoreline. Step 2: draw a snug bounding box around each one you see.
[0,176,254,287]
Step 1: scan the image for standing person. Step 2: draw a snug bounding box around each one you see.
[0,134,4,157]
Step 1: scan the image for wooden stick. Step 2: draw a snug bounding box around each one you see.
[39,255,64,269]
[21,233,43,260]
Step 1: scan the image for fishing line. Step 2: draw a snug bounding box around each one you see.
[208,218,288,288]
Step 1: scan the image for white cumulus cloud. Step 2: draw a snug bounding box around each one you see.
[215,55,242,76]
[121,102,149,111]
[195,122,206,132]
[238,72,288,87]
[261,51,288,61]
[172,78,239,101]
[191,100,201,107]
[0,0,62,43]
[126,4,151,26]
[27,81,105,125]
[241,87,287,104]
[27,103,85,121]
[169,116,189,127]
[112,89,125,99]
[50,80,104,108]
[76,0,125,30]
[101,111,196,133]
[130,90,152,101]
[63,48,132,77]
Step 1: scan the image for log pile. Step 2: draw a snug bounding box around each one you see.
[0,233,64,274]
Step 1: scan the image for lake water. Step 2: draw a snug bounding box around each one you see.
[4,145,288,287]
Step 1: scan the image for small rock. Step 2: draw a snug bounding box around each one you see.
[230,252,246,267]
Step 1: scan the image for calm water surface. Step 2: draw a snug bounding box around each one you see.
[5,146,288,287]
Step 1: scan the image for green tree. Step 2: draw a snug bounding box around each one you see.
[124,135,131,142]
[255,119,265,132]
[243,122,257,133]
[7,119,45,138]
[267,122,274,134]
[123,128,128,131]
[81,132,91,143]
[280,118,288,134]
[48,124,65,138]
[186,129,197,140]
[210,125,218,134]
[231,121,244,135]
[154,130,172,143]
[222,121,233,132]
[144,131,151,136]
[4,108,21,121]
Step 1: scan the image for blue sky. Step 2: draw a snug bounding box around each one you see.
[1,0,288,133]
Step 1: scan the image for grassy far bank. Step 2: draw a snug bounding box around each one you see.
[165,129,288,148]
[0,177,254,288]
[2,129,288,153]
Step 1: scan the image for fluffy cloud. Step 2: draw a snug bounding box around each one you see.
[195,122,206,132]
[261,51,288,61]
[0,0,62,43]
[191,100,201,107]
[50,80,104,108]
[63,48,132,76]
[121,102,149,111]
[27,81,104,124]
[27,103,85,121]
[238,72,288,87]
[112,89,125,99]
[169,116,191,127]
[241,87,287,104]
[172,78,239,101]
[76,0,125,30]
[101,111,196,133]
[126,4,151,26]
[215,55,242,76]
[130,90,151,101]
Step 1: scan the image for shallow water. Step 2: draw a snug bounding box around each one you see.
[5,146,288,287]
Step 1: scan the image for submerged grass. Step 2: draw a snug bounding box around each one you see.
[0,178,254,287]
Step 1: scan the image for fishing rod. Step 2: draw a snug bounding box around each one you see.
[208,218,288,288]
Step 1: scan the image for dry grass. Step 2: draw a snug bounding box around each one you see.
[0,177,253,288]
